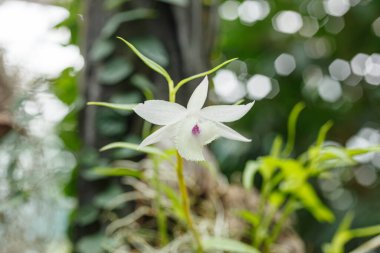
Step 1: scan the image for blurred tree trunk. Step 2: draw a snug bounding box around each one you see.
[0,52,13,138]
[74,0,219,245]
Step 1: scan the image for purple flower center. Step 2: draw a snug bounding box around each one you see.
[192,124,200,136]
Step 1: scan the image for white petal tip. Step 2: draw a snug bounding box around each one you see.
[247,101,255,108]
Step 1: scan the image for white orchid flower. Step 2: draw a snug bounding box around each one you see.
[133,76,255,161]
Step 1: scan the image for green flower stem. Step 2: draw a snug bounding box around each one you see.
[169,80,175,103]
[175,151,204,253]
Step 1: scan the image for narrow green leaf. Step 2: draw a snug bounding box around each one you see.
[347,146,380,157]
[270,135,283,157]
[243,161,260,189]
[323,213,354,253]
[203,237,260,253]
[100,141,166,157]
[283,102,305,156]
[158,0,188,7]
[87,102,137,111]
[238,210,260,226]
[174,58,238,92]
[117,36,172,84]
[160,184,185,221]
[91,167,143,178]
[316,121,334,147]
[350,225,380,238]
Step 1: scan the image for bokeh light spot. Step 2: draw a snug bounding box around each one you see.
[354,166,377,187]
[272,11,303,34]
[213,69,246,103]
[351,53,369,76]
[246,74,272,100]
[328,59,351,81]
[318,77,342,102]
[304,37,332,59]
[325,16,345,34]
[219,0,240,21]
[274,53,296,76]
[324,0,350,17]
[372,17,380,37]
[238,0,270,25]
[300,16,319,37]
[364,53,380,86]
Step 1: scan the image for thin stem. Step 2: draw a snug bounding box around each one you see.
[175,152,204,253]
[168,80,175,103]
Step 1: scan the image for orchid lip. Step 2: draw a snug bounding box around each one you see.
[192,124,200,136]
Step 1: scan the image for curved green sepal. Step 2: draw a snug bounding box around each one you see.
[117,36,172,84]
[87,101,137,111]
[100,141,166,157]
[174,58,238,92]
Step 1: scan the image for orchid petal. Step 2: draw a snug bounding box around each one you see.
[134,100,187,125]
[187,76,209,112]
[200,101,255,123]
[199,120,219,145]
[175,117,205,161]
[214,122,251,142]
[139,124,177,148]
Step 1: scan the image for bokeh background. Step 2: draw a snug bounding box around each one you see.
[0,0,380,252]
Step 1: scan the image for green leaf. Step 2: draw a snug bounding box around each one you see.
[87,102,137,111]
[117,37,172,84]
[94,184,123,208]
[77,234,105,253]
[295,184,334,222]
[203,237,260,253]
[104,0,130,10]
[90,38,115,61]
[100,141,166,157]
[270,135,283,157]
[238,210,260,226]
[174,58,238,92]
[90,167,143,178]
[131,74,155,100]
[158,0,189,7]
[102,9,155,37]
[347,145,380,157]
[243,161,260,189]
[160,183,185,221]
[52,67,78,105]
[99,57,133,84]
[283,102,305,156]
[324,213,380,253]
[316,120,334,147]
[323,213,354,253]
[76,205,99,226]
